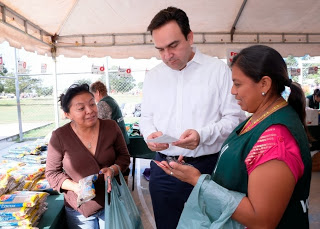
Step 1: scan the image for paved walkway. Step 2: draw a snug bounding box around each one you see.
[0,122,52,141]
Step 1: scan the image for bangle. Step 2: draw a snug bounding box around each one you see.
[109,166,115,178]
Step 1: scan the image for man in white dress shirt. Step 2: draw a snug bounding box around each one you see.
[140,6,245,229]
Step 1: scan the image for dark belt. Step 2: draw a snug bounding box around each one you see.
[157,152,216,163]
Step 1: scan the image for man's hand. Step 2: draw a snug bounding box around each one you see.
[172,129,200,150]
[146,131,169,151]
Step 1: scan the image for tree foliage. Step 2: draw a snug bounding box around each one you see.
[36,86,53,96]
[285,55,299,82]
[3,75,41,94]
[108,66,136,93]
[285,55,299,68]
[73,78,93,86]
[0,81,4,93]
[137,82,143,90]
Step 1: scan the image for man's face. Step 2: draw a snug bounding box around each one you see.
[152,21,194,70]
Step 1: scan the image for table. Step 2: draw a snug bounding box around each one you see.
[308,125,320,151]
[38,194,66,229]
[128,136,156,191]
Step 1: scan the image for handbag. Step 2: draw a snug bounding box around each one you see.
[105,165,143,229]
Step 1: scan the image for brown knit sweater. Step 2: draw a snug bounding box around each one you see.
[45,119,130,217]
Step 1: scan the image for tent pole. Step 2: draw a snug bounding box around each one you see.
[52,53,59,129]
[105,56,110,91]
[13,48,23,141]
[298,59,303,86]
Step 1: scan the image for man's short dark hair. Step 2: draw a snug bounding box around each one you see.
[147,6,191,40]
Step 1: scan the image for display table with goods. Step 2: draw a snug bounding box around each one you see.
[306,111,320,171]
[309,125,320,152]
[37,194,65,229]
[0,138,65,228]
[308,124,320,172]
[1,129,155,226]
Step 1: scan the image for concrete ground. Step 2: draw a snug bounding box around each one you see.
[131,159,320,229]
[0,140,319,228]
[0,122,52,141]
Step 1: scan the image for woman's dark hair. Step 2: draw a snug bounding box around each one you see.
[147,6,191,40]
[59,83,93,113]
[90,81,107,96]
[231,45,308,133]
[313,88,320,96]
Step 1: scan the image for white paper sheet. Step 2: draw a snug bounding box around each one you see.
[146,134,179,143]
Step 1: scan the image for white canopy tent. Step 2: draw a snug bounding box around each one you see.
[0,0,320,139]
[0,0,320,59]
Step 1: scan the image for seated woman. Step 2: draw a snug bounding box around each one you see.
[45,83,130,229]
[157,45,311,228]
[90,81,131,184]
[306,88,320,109]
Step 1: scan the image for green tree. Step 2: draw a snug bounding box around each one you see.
[3,75,41,94]
[98,74,107,84]
[0,65,8,75]
[109,74,135,93]
[108,66,135,93]
[285,55,299,82]
[285,55,299,67]
[36,86,53,96]
[0,81,4,93]
[0,64,8,92]
[137,82,143,90]
[306,66,320,86]
[74,78,92,86]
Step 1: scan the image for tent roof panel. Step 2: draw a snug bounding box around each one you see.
[0,0,319,58]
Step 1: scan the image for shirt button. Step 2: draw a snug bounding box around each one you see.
[278,136,284,142]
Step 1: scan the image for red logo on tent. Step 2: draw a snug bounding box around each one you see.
[100,66,105,72]
[126,68,131,74]
[23,62,26,68]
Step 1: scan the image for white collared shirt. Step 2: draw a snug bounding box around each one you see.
[140,48,246,157]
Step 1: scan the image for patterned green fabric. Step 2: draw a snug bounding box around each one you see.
[100,96,129,145]
[212,105,311,228]
[307,94,319,109]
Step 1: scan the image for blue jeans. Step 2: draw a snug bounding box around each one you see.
[65,206,105,229]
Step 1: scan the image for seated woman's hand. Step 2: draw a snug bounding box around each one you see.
[72,181,80,195]
[99,167,114,193]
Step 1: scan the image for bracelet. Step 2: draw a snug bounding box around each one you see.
[109,166,115,178]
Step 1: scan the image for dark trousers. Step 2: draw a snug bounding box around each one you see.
[149,152,219,229]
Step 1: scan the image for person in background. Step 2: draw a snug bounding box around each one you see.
[46,83,130,229]
[90,81,131,184]
[139,6,245,229]
[306,88,320,109]
[159,45,311,228]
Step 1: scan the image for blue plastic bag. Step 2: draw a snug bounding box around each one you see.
[177,174,245,229]
[105,167,143,229]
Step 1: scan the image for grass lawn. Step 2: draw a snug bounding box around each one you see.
[0,94,142,139]
[0,97,55,124]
